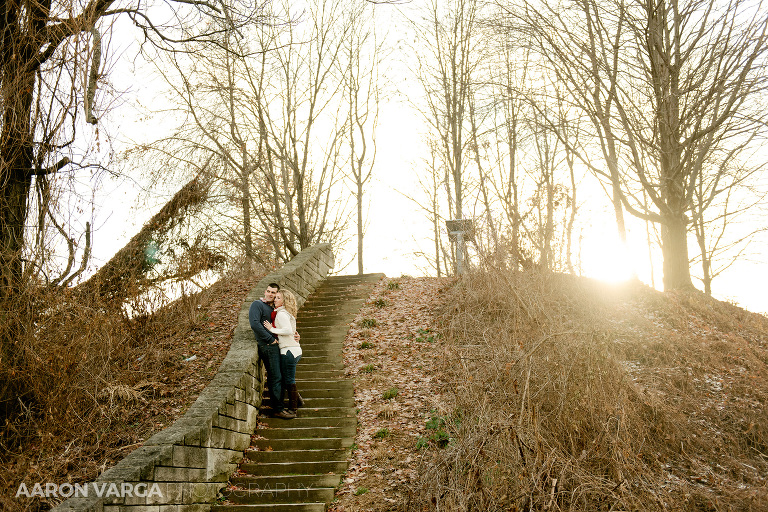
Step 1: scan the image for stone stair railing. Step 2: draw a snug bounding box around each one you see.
[52,244,334,512]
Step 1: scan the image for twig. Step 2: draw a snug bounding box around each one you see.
[544,477,558,510]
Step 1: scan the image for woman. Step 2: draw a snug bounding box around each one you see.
[263,289,302,419]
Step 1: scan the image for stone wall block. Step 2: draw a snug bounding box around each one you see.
[184,483,223,504]
[211,413,248,433]
[51,497,104,512]
[153,467,207,483]
[170,445,238,469]
[206,427,250,451]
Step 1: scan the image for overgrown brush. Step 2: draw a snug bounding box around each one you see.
[408,269,768,511]
[0,261,264,511]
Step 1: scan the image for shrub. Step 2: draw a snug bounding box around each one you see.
[382,387,399,400]
[358,318,378,328]
[415,327,440,343]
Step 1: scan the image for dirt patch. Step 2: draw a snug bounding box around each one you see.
[329,275,450,511]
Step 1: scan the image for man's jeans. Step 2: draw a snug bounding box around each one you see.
[257,342,282,412]
[280,349,302,386]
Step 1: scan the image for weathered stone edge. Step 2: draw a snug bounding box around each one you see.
[51,244,334,512]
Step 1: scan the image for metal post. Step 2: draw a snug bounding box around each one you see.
[446,219,474,277]
[456,232,464,275]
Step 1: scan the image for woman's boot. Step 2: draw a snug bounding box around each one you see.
[288,384,299,415]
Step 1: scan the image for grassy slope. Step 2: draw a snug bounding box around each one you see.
[1,266,264,512]
[4,269,766,511]
[332,272,768,512]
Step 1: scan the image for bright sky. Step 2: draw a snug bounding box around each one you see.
[78,0,768,317]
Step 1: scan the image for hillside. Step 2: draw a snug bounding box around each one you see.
[1,267,266,512]
[3,269,767,511]
[332,272,768,511]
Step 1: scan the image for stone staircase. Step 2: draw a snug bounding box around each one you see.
[211,273,384,512]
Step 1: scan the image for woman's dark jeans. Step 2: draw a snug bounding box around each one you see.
[281,349,302,386]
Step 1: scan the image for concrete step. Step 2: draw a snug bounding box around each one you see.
[299,296,371,307]
[212,504,326,512]
[260,416,356,429]
[259,406,355,419]
[298,347,344,356]
[297,302,367,314]
[298,355,344,364]
[256,426,356,439]
[294,397,355,408]
[297,341,345,349]
[291,370,344,379]
[297,350,343,359]
[296,315,360,326]
[245,448,349,463]
[239,460,349,476]
[297,346,345,354]
[221,486,335,505]
[295,335,345,343]
[217,274,381,509]
[295,336,346,344]
[299,299,369,310]
[290,380,352,390]
[281,388,352,399]
[297,342,345,349]
[251,437,351,451]
[229,473,343,490]
[325,273,384,283]
[295,325,351,333]
[299,361,344,370]
[285,407,356,418]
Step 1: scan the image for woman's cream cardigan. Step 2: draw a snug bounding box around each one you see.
[268,306,302,356]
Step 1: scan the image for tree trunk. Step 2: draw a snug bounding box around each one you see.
[0,65,35,422]
[1,65,35,295]
[661,214,693,291]
[241,159,254,264]
[357,179,364,275]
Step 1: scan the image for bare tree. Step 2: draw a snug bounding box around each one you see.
[139,23,267,266]
[0,0,263,423]
[691,160,768,295]
[403,141,450,278]
[246,0,352,262]
[341,3,381,275]
[414,0,488,274]
[1,0,262,293]
[504,0,768,290]
[134,0,354,265]
[479,36,531,271]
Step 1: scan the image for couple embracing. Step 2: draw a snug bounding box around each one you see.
[249,283,303,419]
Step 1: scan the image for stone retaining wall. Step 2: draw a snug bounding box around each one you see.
[52,244,335,512]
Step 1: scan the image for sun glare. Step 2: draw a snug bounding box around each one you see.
[580,233,638,283]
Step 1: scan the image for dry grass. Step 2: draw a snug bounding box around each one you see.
[406,269,768,511]
[0,263,265,512]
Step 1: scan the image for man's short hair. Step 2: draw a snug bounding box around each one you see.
[267,282,280,290]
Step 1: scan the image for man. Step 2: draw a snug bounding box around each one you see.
[248,283,300,419]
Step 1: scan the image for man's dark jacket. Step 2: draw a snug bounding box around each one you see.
[249,299,276,344]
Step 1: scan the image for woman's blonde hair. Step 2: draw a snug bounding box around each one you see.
[278,289,298,318]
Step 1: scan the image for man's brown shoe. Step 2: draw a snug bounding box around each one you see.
[273,410,296,419]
